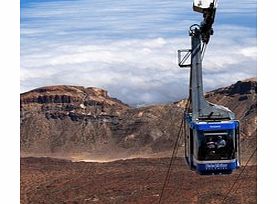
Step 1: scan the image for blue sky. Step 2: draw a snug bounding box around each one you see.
[20,0,256,105]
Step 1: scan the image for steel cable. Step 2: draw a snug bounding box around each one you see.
[221,147,257,203]
[158,117,184,204]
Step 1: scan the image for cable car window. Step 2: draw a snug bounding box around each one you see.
[197,130,235,161]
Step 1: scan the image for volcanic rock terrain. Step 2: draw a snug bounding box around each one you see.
[20,78,257,161]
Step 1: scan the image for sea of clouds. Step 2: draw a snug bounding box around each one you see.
[21,0,256,105]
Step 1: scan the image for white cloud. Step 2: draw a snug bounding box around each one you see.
[21,34,256,105]
[240,47,257,59]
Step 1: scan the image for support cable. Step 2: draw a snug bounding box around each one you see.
[232,148,257,195]
[221,147,257,203]
[158,117,184,204]
[233,157,256,196]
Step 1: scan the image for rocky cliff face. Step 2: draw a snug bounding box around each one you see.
[20,79,257,160]
[20,86,130,157]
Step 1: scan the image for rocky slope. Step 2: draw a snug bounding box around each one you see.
[20,78,257,161]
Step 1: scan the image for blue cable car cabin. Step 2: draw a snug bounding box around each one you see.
[185,114,240,174]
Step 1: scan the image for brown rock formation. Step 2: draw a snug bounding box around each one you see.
[20,78,257,161]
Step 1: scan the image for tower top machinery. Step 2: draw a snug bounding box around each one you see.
[178,0,240,174]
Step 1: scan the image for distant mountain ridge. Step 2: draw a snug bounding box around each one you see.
[20,78,257,161]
